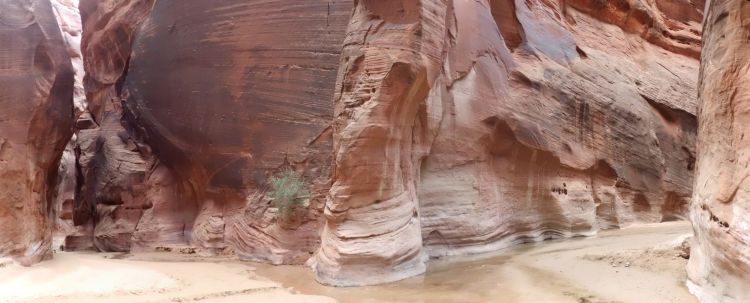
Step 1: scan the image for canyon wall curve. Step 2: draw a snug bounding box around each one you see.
[688,0,750,302]
[0,0,706,292]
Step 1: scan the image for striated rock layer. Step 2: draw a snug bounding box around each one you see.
[123,0,352,262]
[688,0,750,302]
[67,0,701,287]
[76,0,201,252]
[313,0,700,285]
[69,0,352,262]
[0,0,74,264]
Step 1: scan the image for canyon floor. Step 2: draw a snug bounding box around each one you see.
[0,221,695,303]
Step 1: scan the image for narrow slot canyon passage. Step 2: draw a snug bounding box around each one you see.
[0,0,746,302]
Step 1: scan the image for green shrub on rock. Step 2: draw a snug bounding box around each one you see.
[268,169,309,218]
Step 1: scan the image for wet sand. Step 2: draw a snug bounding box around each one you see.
[0,221,695,303]
[0,251,334,303]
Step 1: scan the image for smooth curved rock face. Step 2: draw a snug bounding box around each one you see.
[314,0,700,285]
[688,1,750,302]
[0,0,74,265]
[313,0,447,285]
[75,0,351,259]
[71,0,699,287]
[79,0,154,123]
[419,0,700,257]
[118,0,351,261]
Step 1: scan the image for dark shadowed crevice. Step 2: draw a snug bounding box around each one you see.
[632,192,651,213]
[661,191,688,221]
[643,94,677,123]
[489,0,525,50]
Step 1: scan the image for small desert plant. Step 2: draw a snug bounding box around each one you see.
[268,169,309,217]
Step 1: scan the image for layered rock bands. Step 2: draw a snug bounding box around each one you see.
[0,0,703,289]
[314,0,700,285]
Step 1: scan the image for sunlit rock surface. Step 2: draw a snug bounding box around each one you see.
[51,0,84,113]
[688,1,750,302]
[0,0,74,265]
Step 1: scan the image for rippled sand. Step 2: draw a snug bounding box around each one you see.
[0,221,695,303]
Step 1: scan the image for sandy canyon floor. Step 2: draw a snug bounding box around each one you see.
[0,221,695,303]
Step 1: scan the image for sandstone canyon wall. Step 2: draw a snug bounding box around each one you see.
[77,0,172,253]
[2,0,702,288]
[69,0,353,262]
[49,0,92,251]
[0,0,74,265]
[51,0,84,113]
[122,0,353,263]
[314,0,701,285]
[688,0,750,302]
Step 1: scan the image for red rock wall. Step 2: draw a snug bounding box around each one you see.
[50,0,96,252]
[418,0,699,257]
[313,0,449,285]
[70,0,352,262]
[688,1,750,301]
[0,0,74,265]
[122,0,352,263]
[64,0,700,287]
[76,0,165,252]
[314,0,700,285]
